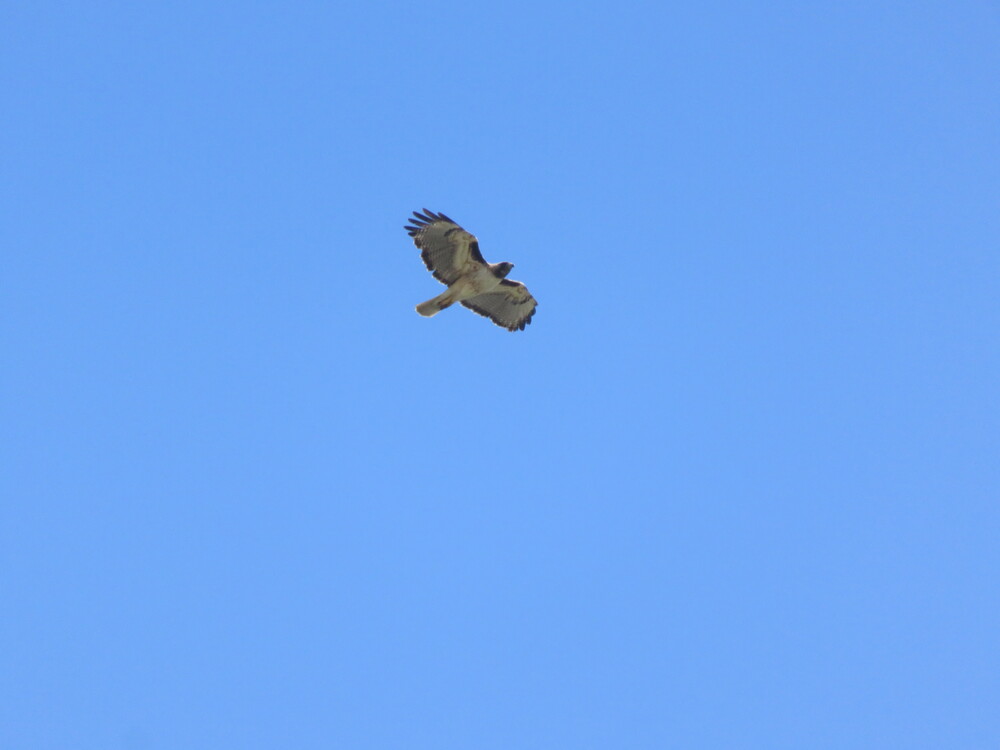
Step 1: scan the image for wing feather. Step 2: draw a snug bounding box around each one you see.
[460,280,537,332]
[404,210,486,285]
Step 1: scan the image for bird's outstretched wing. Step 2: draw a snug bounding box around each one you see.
[461,279,537,332]
[404,209,487,286]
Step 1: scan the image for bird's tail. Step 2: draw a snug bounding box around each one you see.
[415,291,455,317]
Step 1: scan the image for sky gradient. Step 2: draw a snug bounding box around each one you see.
[3,2,999,748]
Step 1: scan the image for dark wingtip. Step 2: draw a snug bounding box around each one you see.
[407,209,456,227]
[406,209,437,234]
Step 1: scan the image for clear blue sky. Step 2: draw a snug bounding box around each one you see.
[3,2,998,748]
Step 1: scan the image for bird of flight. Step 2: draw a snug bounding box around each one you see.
[404,209,537,332]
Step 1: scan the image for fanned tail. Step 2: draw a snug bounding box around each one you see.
[416,291,454,317]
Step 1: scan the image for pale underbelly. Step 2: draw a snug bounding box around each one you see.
[451,271,501,299]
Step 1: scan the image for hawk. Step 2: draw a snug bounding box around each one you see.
[404,209,537,332]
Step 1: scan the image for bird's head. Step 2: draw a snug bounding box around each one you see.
[494,262,514,278]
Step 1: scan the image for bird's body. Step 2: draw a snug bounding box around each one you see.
[414,262,510,317]
[404,209,537,331]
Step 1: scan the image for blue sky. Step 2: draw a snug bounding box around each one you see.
[2,2,998,748]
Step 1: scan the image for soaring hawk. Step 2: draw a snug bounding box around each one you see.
[404,209,537,332]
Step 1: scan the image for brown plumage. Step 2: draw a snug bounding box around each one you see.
[404,210,537,332]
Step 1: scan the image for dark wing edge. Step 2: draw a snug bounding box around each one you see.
[460,280,537,332]
[403,209,487,275]
[403,208,456,236]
